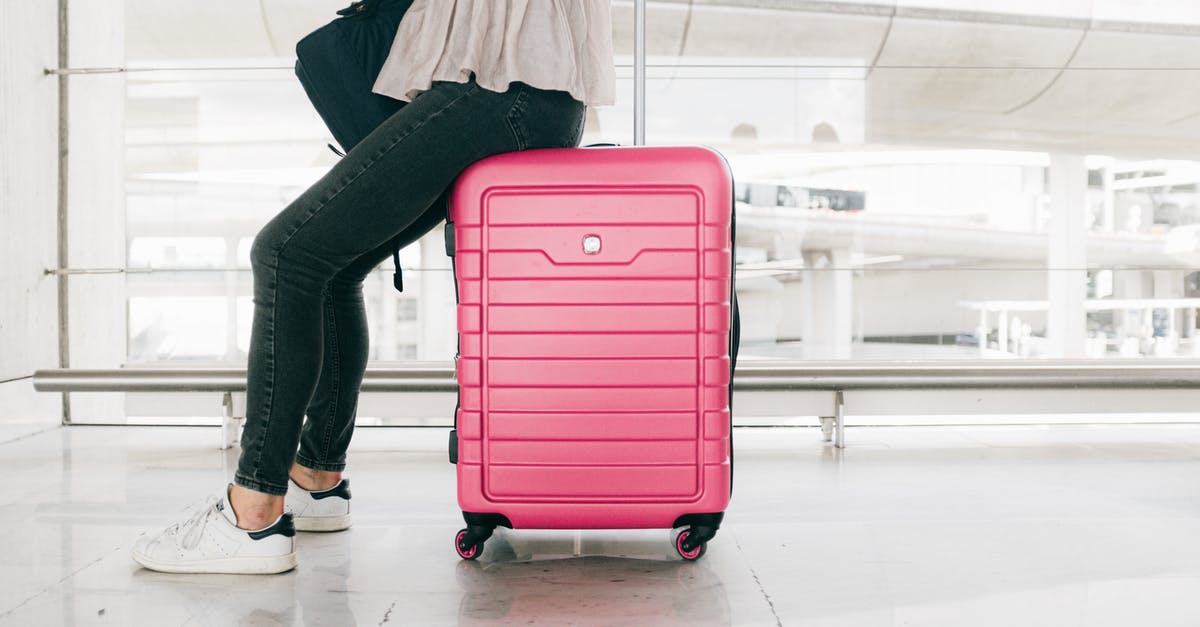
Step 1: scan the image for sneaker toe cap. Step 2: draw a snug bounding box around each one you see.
[131,531,174,564]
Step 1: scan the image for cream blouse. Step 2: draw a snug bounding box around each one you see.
[372,0,615,107]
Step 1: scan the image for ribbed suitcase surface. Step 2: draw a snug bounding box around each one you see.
[449,146,733,532]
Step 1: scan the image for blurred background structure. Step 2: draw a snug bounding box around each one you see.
[10,0,1200,428]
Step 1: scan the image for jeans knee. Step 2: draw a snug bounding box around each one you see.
[249,229,280,275]
[330,270,367,296]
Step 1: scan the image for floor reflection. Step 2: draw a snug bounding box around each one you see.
[128,553,357,626]
[455,531,731,626]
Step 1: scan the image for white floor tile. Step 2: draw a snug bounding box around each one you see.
[0,424,1197,626]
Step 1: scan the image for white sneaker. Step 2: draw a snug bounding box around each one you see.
[132,489,297,574]
[285,478,352,532]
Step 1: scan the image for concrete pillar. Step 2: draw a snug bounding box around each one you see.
[64,0,127,421]
[0,0,64,432]
[800,249,853,359]
[1046,154,1088,358]
[1100,165,1116,234]
[1153,269,1184,355]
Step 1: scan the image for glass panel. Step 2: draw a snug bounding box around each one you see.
[738,266,1200,361]
[128,237,225,269]
[128,296,228,361]
[647,1,1200,361]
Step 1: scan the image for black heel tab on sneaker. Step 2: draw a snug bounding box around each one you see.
[248,512,296,540]
[311,479,352,501]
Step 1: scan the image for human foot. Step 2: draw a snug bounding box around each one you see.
[131,489,296,574]
[285,478,353,532]
[289,463,343,492]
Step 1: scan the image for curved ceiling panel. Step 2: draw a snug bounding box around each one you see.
[875,17,1082,69]
[868,67,1058,122]
[643,3,890,60]
[1072,29,1200,68]
[1008,68,1200,143]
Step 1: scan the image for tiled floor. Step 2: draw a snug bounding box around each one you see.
[1,424,1198,626]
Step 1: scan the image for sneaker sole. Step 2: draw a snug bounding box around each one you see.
[132,550,298,575]
[294,513,352,532]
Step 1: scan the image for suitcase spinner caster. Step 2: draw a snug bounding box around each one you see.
[455,526,494,561]
[674,525,717,561]
[455,513,511,560]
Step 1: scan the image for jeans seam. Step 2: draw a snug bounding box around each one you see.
[319,291,341,465]
[242,82,481,488]
[504,84,531,151]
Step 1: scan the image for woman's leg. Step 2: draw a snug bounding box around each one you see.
[231,80,584,529]
[291,194,449,491]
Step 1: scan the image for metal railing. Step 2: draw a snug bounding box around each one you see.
[33,361,1200,393]
[32,360,1200,449]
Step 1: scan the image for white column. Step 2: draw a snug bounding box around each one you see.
[801,249,853,359]
[976,309,989,355]
[1046,154,1088,358]
[1101,165,1116,233]
[64,0,128,421]
[997,309,1009,355]
[0,0,64,430]
[1153,270,1184,355]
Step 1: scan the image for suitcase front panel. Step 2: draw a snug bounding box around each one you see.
[453,146,732,520]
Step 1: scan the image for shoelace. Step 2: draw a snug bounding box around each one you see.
[169,495,222,550]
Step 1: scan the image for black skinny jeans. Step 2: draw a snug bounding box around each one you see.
[235,78,585,495]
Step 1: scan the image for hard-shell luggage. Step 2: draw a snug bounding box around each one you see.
[445,145,738,560]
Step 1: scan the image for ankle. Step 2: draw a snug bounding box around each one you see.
[289,463,342,492]
[228,484,285,531]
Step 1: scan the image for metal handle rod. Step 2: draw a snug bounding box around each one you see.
[634,0,646,146]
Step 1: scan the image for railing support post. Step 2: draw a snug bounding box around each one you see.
[834,390,846,449]
[221,392,245,450]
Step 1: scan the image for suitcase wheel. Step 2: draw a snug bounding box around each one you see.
[675,529,707,561]
[455,527,486,560]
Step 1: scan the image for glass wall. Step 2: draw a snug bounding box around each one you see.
[636,0,1200,361]
[61,0,1200,422]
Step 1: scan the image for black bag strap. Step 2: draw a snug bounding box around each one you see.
[336,0,383,16]
[391,246,403,292]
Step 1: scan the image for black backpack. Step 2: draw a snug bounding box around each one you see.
[295,0,414,154]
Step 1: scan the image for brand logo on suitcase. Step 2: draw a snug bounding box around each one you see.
[582,234,602,255]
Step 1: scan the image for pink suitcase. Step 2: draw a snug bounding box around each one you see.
[445,145,737,561]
